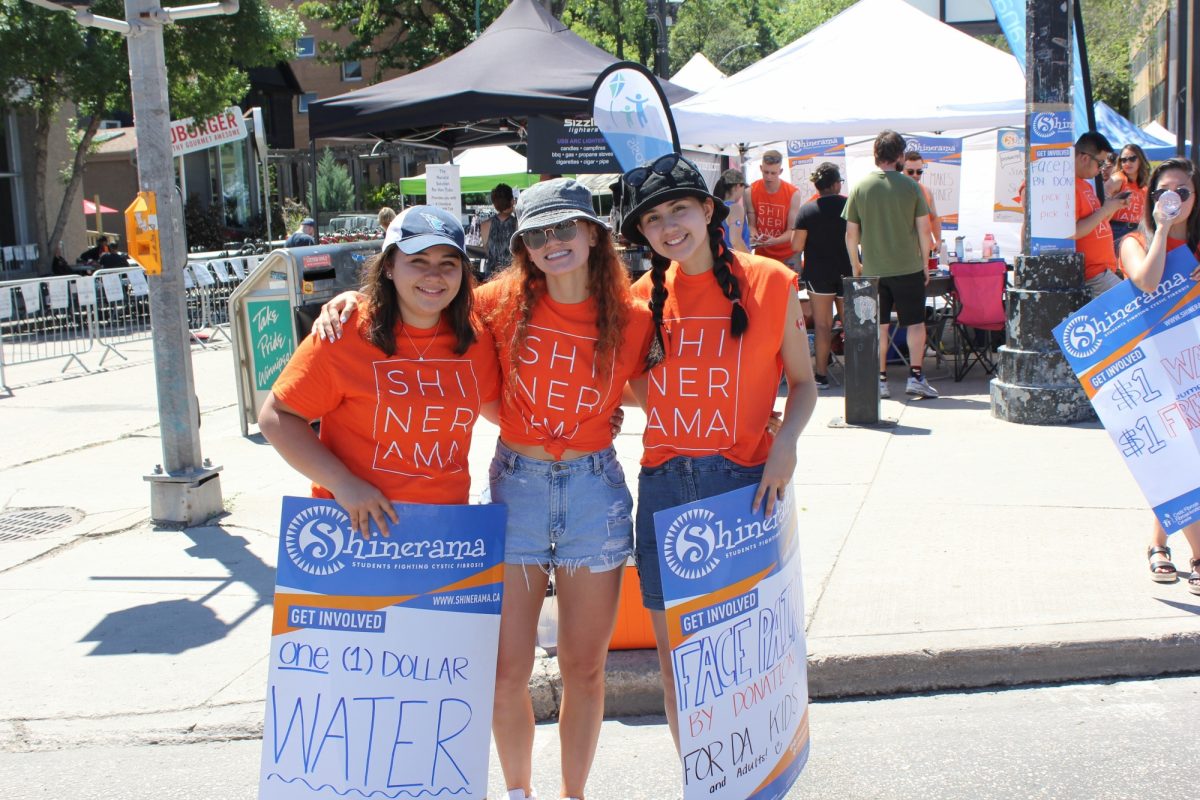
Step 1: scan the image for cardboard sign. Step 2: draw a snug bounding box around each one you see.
[656,485,810,800]
[1054,246,1200,532]
[786,138,846,199]
[1028,111,1076,254]
[260,497,506,799]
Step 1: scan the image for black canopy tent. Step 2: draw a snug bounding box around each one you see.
[307,0,692,151]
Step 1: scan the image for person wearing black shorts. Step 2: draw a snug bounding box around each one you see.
[792,162,851,388]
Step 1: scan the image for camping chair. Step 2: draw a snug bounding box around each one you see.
[948,261,1007,381]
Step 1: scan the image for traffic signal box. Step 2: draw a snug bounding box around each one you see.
[125,191,163,275]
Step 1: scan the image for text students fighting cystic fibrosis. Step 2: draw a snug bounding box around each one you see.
[258,206,501,533]
[313,179,653,800]
[617,153,818,749]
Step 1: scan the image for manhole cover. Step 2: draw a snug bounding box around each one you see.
[0,507,85,542]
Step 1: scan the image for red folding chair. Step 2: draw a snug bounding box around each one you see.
[948,261,1006,381]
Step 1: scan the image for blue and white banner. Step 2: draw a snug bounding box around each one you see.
[903,134,963,230]
[656,486,809,800]
[995,128,1025,223]
[786,138,845,198]
[1054,247,1200,533]
[590,62,680,173]
[259,497,506,799]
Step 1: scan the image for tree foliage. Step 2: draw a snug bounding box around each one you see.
[316,149,355,212]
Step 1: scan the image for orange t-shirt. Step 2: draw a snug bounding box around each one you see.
[1110,174,1148,224]
[1074,179,1117,279]
[272,309,501,505]
[475,280,653,459]
[750,179,799,262]
[631,252,797,468]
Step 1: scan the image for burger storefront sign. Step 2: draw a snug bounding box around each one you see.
[169,105,248,157]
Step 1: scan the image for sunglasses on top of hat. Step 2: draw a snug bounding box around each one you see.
[1151,187,1192,202]
[519,219,580,250]
[621,153,699,189]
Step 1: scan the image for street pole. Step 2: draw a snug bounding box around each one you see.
[990,0,1093,424]
[126,0,224,522]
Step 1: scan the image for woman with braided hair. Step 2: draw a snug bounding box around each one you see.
[618,153,818,749]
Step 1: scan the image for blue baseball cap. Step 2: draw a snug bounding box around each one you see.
[383,206,467,257]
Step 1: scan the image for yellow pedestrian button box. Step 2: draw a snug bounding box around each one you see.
[125,191,163,275]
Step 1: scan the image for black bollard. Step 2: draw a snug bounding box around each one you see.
[831,275,895,428]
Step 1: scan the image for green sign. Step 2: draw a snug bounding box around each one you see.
[247,298,295,392]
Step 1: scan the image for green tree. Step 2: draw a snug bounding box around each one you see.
[668,0,768,76]
[0,0,301,272]
[316,149,355,212]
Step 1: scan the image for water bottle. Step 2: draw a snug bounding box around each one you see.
[965,239,974,260]
[954,235,965,261]
[982,233,995,259]
[1158,189,1182,219]
[993,241,1002,261]
[938,238,949,267]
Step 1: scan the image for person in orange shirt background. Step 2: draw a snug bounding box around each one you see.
[1105,143,1150,249]
[745,149,803,267]
[903,150,942,257]
[1070,131,1128,297]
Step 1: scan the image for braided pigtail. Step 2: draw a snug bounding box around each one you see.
[709,227,748,336]
[644,251,671,370]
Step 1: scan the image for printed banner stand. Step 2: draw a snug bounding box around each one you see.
[1053,247,1200,533]
[786,139,845,200]
[656,485,810,800]
[589,61,680,173]
[259,497,506,799]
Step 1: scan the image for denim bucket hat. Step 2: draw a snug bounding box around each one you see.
[618,154,727,247]
[510,178,610,251]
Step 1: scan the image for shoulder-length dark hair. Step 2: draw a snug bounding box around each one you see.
[359,244,477,355]
[486,221,631,392]
[1141,158,1200,253]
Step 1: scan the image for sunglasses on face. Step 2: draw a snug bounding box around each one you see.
[1151,187,1192,202]
[623,153,694,189]
[905,168,924,176]
[1119,156,1139,163]
[520,219,580,250]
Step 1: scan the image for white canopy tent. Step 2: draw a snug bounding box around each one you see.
[672,0,1024,144]
[670,53,726,93]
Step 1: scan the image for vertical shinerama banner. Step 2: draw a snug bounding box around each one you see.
[1028,111,1076,254]
[656,485,809,800]
[994,128,1026,223]
[904,135,963,230]
[1053,247,1200,533]
[260,497,506,799]
[786,138,846,200]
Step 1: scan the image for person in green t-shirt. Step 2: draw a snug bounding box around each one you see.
[843,130,937,399]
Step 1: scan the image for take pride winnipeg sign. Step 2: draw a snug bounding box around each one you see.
[169,105,248,158]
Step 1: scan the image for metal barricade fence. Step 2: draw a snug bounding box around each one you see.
[92,266,154,364]
[0,275,96,379]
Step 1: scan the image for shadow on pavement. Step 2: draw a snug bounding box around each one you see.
[1155,597,1200,616]
[80,524,275,656]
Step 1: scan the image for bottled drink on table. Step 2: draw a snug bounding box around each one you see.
[1158,189,1182,219]
[982,233,995,259]
[965,239,974,260]
[954,235,965,261]
[938,238,949,266]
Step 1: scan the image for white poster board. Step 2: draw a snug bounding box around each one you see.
[425,164,462,219]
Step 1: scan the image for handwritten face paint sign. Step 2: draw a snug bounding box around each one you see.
[786,138,845,200]
[259,496,506,799]
[1054,246,1200,533]
[656,485,809,800]
[1028,111,1076,254]
[995,129,1026,223]
[903,135,962,230]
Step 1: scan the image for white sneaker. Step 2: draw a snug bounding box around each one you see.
[505,791,535,800]
[905,375,939,398]
[879,377,890,399]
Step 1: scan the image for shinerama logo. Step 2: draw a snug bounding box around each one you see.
[284,505,351,576]
[1061,315,1103,359]
[1032,112,1072,139]
[663,507,721,580]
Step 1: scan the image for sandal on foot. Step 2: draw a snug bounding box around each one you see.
[1189,559,1200,596]
[1147,546,1177,583]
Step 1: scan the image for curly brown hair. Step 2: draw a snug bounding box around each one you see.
[359,244,478,356]
[486,221,632,395]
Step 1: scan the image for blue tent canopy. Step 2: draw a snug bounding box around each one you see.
[1093,102,1177,161]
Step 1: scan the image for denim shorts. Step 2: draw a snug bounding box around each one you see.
[486,441,633,573]
[634,455,764,610]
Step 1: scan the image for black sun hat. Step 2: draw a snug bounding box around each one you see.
[618,154,728,246]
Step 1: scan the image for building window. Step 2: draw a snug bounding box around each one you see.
[296,37,316,58]
[341,61,363,81]
[298,93,319,114]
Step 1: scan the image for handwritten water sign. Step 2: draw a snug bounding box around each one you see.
[655,485,809,800]
[1054,246,1200,532]
[260,496,506,799]
[248,298,295,392]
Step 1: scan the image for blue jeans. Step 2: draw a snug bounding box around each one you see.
[634,455,764,609]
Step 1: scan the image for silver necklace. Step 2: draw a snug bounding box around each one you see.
[401,318,441,360]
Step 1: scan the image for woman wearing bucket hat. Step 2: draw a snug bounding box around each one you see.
[618,153,818,749]
[259,205,501,530]
[474,178,653,800]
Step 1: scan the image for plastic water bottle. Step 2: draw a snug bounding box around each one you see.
[965,239,975,260]
[954,235,965,261]
[938,238,949,266]
[1158,189,1183,219]
[982,233,995,259]
[993,241,1002,261]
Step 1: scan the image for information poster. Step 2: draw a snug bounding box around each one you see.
[526,117,619,174]
[904,135,962,230]
[656,485,809,800]
[1054,247,1200,532]
[247,298,295,392]
[786,138,846,200]
[1028,111,1075,254]
[994,128,1026,223]
[425,164,462,219]
[260,497,506,799]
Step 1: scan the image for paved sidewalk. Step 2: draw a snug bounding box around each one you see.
[0,343,1197,751]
